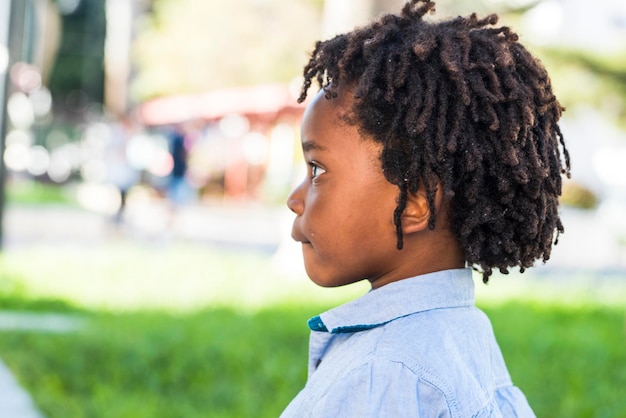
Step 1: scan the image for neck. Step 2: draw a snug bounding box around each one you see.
[369,228,465,290]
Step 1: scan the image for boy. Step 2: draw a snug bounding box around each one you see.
[283,0,570,417]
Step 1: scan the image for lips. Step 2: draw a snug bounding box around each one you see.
[291,231,310,244]
[291,219,310,244]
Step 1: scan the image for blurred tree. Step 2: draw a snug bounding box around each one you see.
[129,0,539,101]
[48,0,106,120]
[536,49,626,128]
[320,0,404,38]
[40,0,626,125]
[416,0,626,128]
[131,0,323,101]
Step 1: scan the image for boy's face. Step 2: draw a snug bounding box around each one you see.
[287,89,402,288]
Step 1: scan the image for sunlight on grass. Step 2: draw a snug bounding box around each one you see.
[1,241,624,312]
[0,241,369,312]
[475,268,626,308]
[1,242,625,418]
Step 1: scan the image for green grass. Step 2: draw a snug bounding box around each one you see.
[488,303,626,418]
[0,307,314,418]
[0,242,625,417]
[0,241,366,312]
[6,180,76,206]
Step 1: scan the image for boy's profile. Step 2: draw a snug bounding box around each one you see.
[283,0,570,417]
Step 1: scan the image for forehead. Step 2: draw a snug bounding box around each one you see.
[300,88,383,171]
[301,88,354,135]
[307,87,348,115]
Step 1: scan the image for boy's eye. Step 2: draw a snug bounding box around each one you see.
[309,161,326,180]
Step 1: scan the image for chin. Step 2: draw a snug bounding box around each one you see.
[309,277,343,288]
[306,269,362,288]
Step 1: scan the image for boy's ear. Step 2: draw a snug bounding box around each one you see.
[401,186,443,234]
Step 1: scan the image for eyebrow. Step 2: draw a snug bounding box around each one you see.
[302,140,327,153]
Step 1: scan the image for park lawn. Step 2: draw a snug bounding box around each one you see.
[6,180,77,206]
[0,242,625,417]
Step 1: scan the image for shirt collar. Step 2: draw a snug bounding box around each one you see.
[308,268,475,334]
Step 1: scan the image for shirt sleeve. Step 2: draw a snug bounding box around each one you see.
[308,359,453,418]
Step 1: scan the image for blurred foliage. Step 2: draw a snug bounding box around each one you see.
[487,302,626,418]
[0,244,625,417]
[432,0,540,16]
[0,242,365,311]
[433,0,626,130]
[536,48,626,129]
[6,180,76,206]
[48,0,106,116]
[131,0,323,100]
[446,0,626,130]
[0,299,624,417]
[0,306,314,418]
[561,180,599,210]
[42,0,626,131]
[129,0,523,101]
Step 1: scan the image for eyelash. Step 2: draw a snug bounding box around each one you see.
[308,161,325,180]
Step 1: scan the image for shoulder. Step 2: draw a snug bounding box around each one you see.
[308,356,454,418]
[283,353,534,418]
[374,305,496,367]
[368,307,513,414]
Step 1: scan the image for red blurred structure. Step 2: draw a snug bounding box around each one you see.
[136,83,305,126]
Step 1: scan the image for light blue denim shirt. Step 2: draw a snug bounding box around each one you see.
[281,268,536,417]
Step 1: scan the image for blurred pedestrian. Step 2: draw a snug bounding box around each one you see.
[166,123,190,207]
[105,114,140,226]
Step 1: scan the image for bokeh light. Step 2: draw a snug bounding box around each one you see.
[7,92,34,129]
[26,146,50,177]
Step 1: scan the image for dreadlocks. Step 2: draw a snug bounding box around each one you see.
[298,0,571,282]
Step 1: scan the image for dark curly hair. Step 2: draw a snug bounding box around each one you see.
[297,0,571,282]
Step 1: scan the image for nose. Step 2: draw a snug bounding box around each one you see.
[287,182,305,215]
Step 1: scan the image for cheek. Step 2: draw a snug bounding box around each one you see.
[358,187,397,223]
[301,195,350,243]
[301,179,398,244]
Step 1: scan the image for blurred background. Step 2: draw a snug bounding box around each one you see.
[0,0,625,417]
